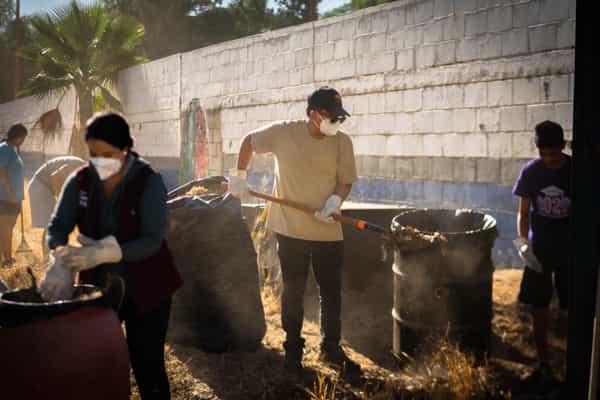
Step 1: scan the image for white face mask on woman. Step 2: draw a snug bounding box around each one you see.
[90,157,122,180]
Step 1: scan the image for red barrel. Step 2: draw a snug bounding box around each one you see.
[0,306,130,399]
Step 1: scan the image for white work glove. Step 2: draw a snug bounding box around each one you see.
[60,234,123,271]
[228,169,249,198]
[513,237,543,273]
[39,251,75,302]
[315,194,342,224]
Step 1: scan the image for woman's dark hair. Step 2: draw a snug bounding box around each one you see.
[85,112,134,150]
[6,123,28,141]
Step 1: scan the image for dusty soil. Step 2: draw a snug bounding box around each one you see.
[1,189,566,399]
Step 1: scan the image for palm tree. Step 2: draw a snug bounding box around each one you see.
[19,1,146,157]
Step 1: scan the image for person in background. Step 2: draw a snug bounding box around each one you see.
[229,87,360,375]
[40,112,182,399]
[513,120,571,383]
[28,156,86,261]
[0,124,28,268]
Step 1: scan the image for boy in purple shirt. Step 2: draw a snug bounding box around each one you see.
[513,120,571,382]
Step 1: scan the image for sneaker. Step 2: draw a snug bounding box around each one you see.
[319,345,362,375]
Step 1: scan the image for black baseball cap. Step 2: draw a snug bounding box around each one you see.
[308,87,350,120]
[534,120,565,148]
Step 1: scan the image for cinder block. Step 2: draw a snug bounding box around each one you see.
[403,88,423,112]
[413,157,433,180]
[557,20,575,49]
[334,40,353,60]
[432,157,454,181]
[373,113,396,134]
[443,14,465,40]
[555,102,573,130]
[488,80,512,106]
[487,132,513,158]
[434,0,453,17]
[476,107,501,132]
[488,6,513,33]
[539,0,569,23]
[433,110,453,133]
[444,85,464,109]
[424,19,444,43]
[396,48,415,71]
[501,28,528,56]
[370,33,388,53]
[464,133,487,158]
[414,111,434,133]
[436,41,456,65]
[388,7,407,32]
[370,11,390,34]
[512,1,539,28]
[569,73,574,101]
[500,106,527,131]
[453,108,477,132]
[476,158,501,183]
[368,93,386,114]
[354,135,387,155]
[513,77,540,105]
[442,133,465,157]
[501,159,526,185]
[402,134,424,156]
[415,0,434,23]
[423,134,444,157]
[540,75,569,102]
[315,26,328,43]
[395,113,415,133]
[457,37,481,62]
[384,92,403,113]
[480,33,502,59]
[453,157,477,183]
[315,43,335,63]
[353,95,370,115]
[395,157,415,180]
[357,15,373,35]
[464,82,487,108]
[568,0,576,18]
[526,104,556,130]
[386,136,404,156]
[357,53,395,75]
[404,25,424,47]
[529,24,558,53]
[416,44,436,68]
[512,132,537,158]
[465,10,487,37]
[387,31,404,50]
[294,48,312,67]
[454,0,477,14]
[379,156,396,178]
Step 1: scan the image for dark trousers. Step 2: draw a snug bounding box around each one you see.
[276,234,344,353]
[120,298,172,400]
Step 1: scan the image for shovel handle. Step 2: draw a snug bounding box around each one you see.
[248,190,385,234]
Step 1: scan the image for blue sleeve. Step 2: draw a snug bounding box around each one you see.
[120,172,167,262]
[513,164,532,198]
[0,146,13,167]
[46,174,80,249]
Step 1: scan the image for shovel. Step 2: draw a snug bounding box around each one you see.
[248,190,386,234]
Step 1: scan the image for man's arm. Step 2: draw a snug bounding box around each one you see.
[517,197,531,238]
[236,134,254,170]
[0,166,15,202]
[334,182,352,201]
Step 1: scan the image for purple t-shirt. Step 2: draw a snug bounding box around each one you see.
[513,155,571,263]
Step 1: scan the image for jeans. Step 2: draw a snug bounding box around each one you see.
[120,298,172,400]
[276,234,344,354]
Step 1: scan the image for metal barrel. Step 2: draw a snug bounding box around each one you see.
[390,209,498,360]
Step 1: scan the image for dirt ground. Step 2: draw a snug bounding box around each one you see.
[0,192,567,399]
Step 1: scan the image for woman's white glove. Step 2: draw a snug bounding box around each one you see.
[315,194,342,224]
[228,169,249,198]
[513,237,543,273]
[60,235,123,271]
[39,251,75,302]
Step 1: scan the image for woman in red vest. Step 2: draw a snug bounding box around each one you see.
[40,112,182,400]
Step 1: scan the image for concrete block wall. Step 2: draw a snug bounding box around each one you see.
[0,0,576,267]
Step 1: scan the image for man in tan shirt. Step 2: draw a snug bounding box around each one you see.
[230,87,359,374]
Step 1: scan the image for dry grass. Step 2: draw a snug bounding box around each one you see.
[1,188,566,399]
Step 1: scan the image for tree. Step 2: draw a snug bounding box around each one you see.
[19,1,146,157]
[0,0,13,32]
